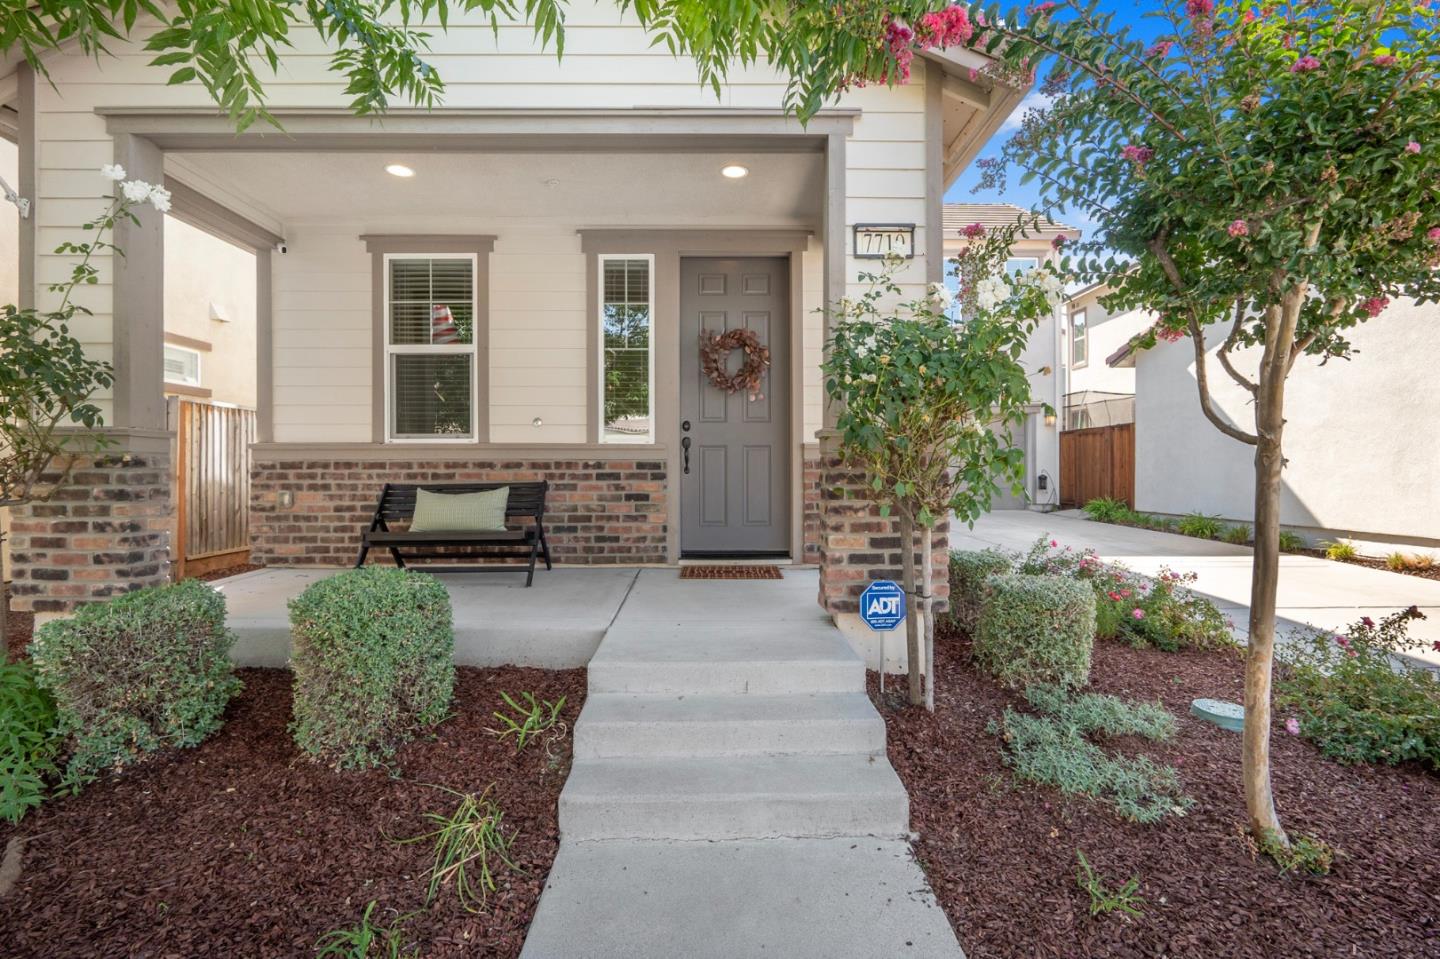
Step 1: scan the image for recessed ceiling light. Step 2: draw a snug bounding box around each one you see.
[385,163,415,178]
[720,164,750,179]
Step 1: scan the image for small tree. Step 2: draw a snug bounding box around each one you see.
[0,168,167,660]
[944,0,1440,844]
[823,225,1061,709]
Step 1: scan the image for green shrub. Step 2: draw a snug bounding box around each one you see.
[991,708,1191,823]
[1082,497,1130,524]
[1386,551,1436,572]
[1278,530,1307,553]
[1177,512,1225,539]
[1024,684,1177,741]
[289,568,455,770]
[1323,540,1358,561]
[31,580,239,784]
[1221,524,1252,545]
[974,574,1095,689]
[1276,606,1439,769]
[1075,850,1145,919]
[0,661,63,823]
[1257,829,1334,876]
[945,549,1015,632]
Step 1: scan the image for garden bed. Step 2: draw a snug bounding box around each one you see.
[873,630,1440,958]
[0,664,584,958]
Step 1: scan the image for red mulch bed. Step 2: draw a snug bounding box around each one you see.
[5,606,33,661]
[872,630,1440,958]
[0,665,585,958]
[188,563,267,583]
[1322,553,1440,582]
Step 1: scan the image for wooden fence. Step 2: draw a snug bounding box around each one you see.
[174,400,256,577]
[1060,423,1135,508]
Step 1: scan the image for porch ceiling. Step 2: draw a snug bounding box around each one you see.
[166,150,824,231]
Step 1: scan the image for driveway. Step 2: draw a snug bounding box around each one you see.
[952,510,1440,669]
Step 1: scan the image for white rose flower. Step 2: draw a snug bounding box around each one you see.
[148,185,172,213]
[121,179,153,203]
[926,282,953,309]
[100,164,127,181]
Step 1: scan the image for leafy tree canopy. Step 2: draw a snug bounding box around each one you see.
[1,0,996,128]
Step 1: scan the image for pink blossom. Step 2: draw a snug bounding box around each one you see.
[1051,234,1067,250]
[1335,635,1350,648]
[1242,8,1257,23]
[1049,539,1058,547]
[1121,144,1155,166]
[1186,0,1214,15]
[1291,55,1321,73]
[1132,608,1145,620]
[1025,2,1058,16]
[1285,717,1301,736]
[1147,40,1174,58]
[961,222,986,238]
[1360,616,1375,628]
[1405,141,1422,154]
[1432,640,1440,652]
[917,6,975,48]
[1429,227,1440,244]
[1107,591,1122,601]
[1373,54,1399,66]
[1362,296,1390,317]
[1227,219,1249,238]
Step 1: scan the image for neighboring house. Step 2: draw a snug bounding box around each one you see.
[1060,280,1150,429]
[942,202,1078,510]
[0,5,1030,648]
[162,216,258,408]
[1110,298,1440,554]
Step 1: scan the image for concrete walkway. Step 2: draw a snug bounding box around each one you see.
[520,569,962,958]
[953,510,1440,668]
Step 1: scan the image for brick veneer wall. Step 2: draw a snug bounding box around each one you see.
[8,447,173,614]
[801,446,822,565]
[816,448,950,616]
[251,458,668,566]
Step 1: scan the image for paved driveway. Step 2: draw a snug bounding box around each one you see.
[952,510,1440,669]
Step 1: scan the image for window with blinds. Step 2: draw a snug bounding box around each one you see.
[386,255,477,440]
[599,256,653,443]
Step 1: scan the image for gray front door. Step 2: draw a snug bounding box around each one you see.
[679,257,790,555]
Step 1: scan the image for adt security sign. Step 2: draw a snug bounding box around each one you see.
[860,580,906,631]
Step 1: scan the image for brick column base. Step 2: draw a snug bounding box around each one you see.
[8,432,172,616]
[816,433,949,673]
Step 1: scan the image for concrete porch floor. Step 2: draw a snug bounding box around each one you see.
[215,566,645,668]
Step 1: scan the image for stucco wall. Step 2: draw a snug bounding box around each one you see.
[19,1,937,434]
[1064,289,1149,396]
[163,216,257,407]
[1134,300,1440,545]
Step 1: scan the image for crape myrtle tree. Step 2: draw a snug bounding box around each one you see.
[926,0,1440,847]
[823,223,1062,710]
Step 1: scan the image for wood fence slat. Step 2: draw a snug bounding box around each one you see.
[175,399,256,566]
[1060,423,1134,508]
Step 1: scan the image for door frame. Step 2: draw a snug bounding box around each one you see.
[580,229,810,564]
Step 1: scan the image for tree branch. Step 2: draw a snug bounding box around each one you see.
[1217,297,1258,395]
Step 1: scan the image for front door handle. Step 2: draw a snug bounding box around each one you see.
[681,436,691,474]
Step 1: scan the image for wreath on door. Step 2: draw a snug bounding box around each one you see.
[699,328,771,401]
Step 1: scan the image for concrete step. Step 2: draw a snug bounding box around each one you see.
[519,838,964,959]
[559,755,909,841]
[573,692,886,759]
[587,623,865,695]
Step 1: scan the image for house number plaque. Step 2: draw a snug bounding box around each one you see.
[853,223,916,259]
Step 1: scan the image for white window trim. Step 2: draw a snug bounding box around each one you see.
[597,253,657,445]
[1071,307,1089,369]
[164,344,202,387]
[382,252,480,444]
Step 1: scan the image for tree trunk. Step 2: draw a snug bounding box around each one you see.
[1244,310,1294,847]
[920,524,935,712]
[899,510,922,706]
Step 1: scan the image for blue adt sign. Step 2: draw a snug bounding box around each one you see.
[859,580,906,631]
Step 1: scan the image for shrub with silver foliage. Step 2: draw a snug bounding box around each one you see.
[289,567,455,770]
[944,549,1014,633]
[973,573,1095,689]
[32,579,239,784]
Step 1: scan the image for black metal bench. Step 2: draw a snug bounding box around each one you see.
[354,481,552,586]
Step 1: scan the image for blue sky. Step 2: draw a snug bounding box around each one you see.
[944,1,1171,241]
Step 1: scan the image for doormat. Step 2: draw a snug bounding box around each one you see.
[679,565,784,580]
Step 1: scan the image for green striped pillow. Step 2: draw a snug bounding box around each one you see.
[410,487,510,532]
